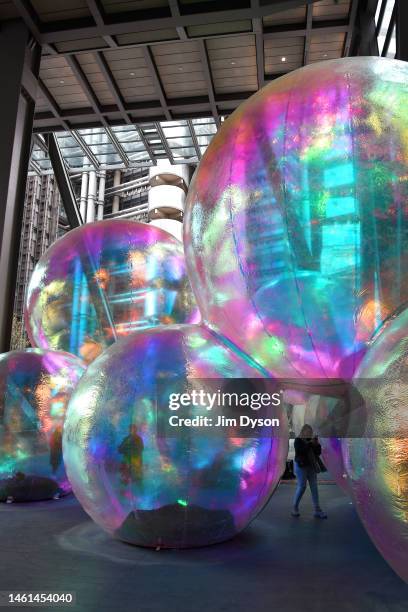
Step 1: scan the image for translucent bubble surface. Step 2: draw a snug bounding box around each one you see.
[185,58,408,378]
[63,325,288,548]
[25,220,198,363]
[0,349,85,502]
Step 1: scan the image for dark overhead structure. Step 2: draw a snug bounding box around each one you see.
[0,0,363,133]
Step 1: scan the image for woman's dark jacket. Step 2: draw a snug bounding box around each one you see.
[294,437,322,467]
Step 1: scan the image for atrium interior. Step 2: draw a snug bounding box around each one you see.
[0,2,407,611]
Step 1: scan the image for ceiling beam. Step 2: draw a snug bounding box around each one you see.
[253,16,265,89]
[22,64,39,103]
[142,47,172,121]
[36,1,320,46]
[12,0,41,41]
[155,123,175,165]
[168,0,188,41]
[93,51,131,124]
[303,3,313,65]
[198,39,220,127]
[37,79,71,131]
[187,119,202,161]
[12,0,56,54]
[65,55,108,127]
[70,131,101,168]
[12,2,348,60]
[29,158,42,175]
[45,18,351,58]
[264,18,350,39]
[33,133,48,154]
[85,0,117,48]
[251,0,265,89]
[104,126,130,167]
[33,90,257,130]
[135,126,156,164]
[343,0,359,56]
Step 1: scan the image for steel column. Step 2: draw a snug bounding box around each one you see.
[86,170,97,224]
[112,170,121,214]
[350,0,379,56]
[97,170,106,221]
[0,20,40,353]
[396,0,408,61]
[79,171,89,221]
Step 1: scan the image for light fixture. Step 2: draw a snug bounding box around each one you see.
[59,80,65,84]
[323,53,328,58]
[231,61,236,65]
[281,57,286,62]
[178,66,183,71]
[130,72,135,76]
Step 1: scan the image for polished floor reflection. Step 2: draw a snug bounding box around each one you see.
[0,481,407,612]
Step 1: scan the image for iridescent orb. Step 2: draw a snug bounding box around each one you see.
[184,57,408,378]
[25,220,198,363]
[320,436,350,495]
[63,325,288,548]
[0,349,85,502]
[314,395,351,494]
[343,308,408,582]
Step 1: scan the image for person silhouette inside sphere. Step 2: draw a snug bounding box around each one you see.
[118,424,144,485]
[50,426,63,474]
[292,424,327,519]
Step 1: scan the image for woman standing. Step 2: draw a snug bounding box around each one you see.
[292,424,327,519]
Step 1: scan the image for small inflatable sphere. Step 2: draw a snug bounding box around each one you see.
[25,220,198,363]
[185,57,408,378]
[343,308,408,582]
[63,325,288,548]
[0,349,85,502]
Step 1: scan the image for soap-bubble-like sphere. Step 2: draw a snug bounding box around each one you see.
[343,308,408,582]
[63,324,288,548]
[25,220,198,363]
[0,349,85,502]
[312,395,351,494]
[185,57,408,378]
[320,436,350,495]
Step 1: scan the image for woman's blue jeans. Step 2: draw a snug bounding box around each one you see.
[293,462,321,511]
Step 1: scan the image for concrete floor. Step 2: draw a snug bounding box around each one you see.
[0,482,407,612]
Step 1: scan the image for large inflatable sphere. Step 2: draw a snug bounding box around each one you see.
[25,220,198,363]
[320,436,350,495]
[0,349,85,502]
[313,394,351,495]
[343,308,408,582]
[63,325,288,548]
[185,57,408,378]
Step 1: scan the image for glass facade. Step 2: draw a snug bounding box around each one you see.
[30,118,218,174]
